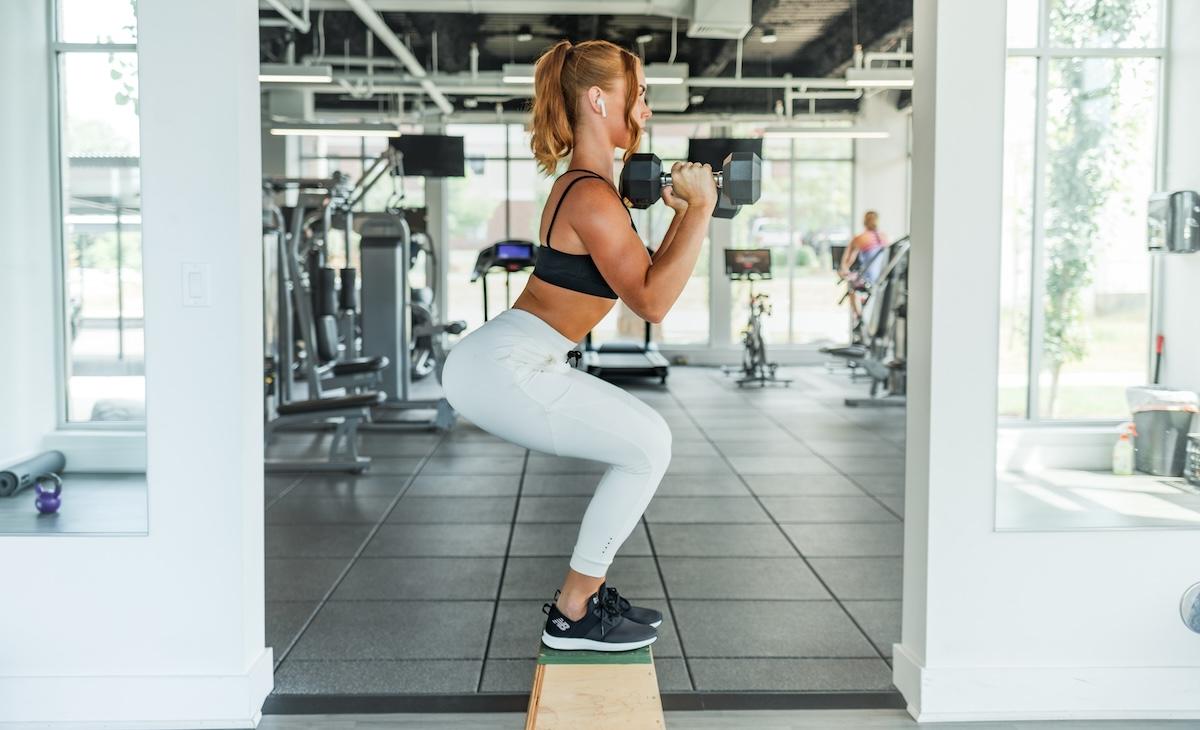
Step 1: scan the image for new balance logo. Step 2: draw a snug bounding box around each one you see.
[552,618,571,631]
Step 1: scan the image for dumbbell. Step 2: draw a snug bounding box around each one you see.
[620,152,762,219]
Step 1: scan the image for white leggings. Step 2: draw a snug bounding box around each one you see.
[441,308,672,577]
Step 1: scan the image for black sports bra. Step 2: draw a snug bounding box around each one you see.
[531,170,637,300]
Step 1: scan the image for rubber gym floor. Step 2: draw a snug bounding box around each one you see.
[263,365,905,709]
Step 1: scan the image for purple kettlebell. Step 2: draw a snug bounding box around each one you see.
[34,474,63,514]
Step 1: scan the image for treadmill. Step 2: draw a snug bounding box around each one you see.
[582,319,669,385]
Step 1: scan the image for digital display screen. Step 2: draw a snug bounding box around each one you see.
[496,242,535,261]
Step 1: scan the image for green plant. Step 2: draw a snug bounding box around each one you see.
[1040,0,1139,415]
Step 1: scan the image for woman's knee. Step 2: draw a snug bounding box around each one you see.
[626,409,672,476]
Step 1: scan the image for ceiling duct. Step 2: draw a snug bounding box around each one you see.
[687,0,751,39]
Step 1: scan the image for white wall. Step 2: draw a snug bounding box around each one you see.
[854,91,911,237]
[898,0,1200,721]
[1156,0,1200,396]
[0,0,58,468]
[0,0,271,726]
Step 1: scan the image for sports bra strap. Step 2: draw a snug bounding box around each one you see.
[544,170,633,249]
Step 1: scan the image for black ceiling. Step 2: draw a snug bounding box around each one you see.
[259,0,912,116]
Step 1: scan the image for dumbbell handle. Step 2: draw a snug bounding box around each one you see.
[659,170,724,190]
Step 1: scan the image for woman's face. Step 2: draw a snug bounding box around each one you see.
[605,63,651,148]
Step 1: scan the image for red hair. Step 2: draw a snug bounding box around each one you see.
[530,39,642,176]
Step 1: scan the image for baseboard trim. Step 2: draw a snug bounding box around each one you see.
[0,648,273,729]
[891,644,1200,722]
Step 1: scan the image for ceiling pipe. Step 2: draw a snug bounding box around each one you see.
[284,70,856,91]
[343,0,455,115]
[265,0,690,15]
[264,0,311,34]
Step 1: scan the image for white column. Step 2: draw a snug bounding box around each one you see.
[0,0,271,726]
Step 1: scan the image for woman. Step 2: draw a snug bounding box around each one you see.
[440,39,716,652]
[838,210,890,328]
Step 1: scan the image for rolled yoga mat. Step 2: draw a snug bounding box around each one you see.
[0,451,66,498]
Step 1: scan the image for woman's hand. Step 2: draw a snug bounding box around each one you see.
[661,184,688,213]
[668,161,717,208]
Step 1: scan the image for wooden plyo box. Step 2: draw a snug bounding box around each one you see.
[525,645,666,730]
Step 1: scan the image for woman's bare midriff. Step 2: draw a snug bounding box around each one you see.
[512,277,616,344]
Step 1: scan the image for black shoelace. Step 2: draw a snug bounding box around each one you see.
[594,586,625,637]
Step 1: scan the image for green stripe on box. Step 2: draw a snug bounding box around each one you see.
[537,645,654,665]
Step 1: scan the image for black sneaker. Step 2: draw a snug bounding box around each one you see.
[542,590,658,652]
[555,584,663,628]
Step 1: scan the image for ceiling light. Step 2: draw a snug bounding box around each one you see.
[636,32,654,44]
[463,98,479,108]
[268,120,402,137]
[502,63,535,84]
[689,94,704,105]
[516,24,533,42]
[763,127,890,139]
[844,67,914,88]
[643,62,688,86]
[258,63,334,84]
[760,27,778,44]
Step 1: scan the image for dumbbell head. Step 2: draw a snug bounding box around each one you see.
[721,152,761,206]
[619,153,663,210]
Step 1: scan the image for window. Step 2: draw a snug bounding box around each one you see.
[54,0,144,424]
[1000,0,1164,421]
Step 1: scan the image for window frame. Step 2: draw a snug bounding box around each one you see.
[1003,0,1169,425]
[47,0,143,430]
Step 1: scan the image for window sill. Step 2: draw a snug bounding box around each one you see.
[42,430,146,473]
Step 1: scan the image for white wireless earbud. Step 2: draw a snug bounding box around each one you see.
[597,97,608,118]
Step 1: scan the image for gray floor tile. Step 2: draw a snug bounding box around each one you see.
[688,658,894,691]
[702,428,794,442]
[434,441,527,457]
[671,600,878,658]
[760,496,900,523]
[333,557,504,600]
[386,496,516,524]
[653,475,751,497]
[508,522,651,557]
[285,474,409,498]
[266,525,374,558]
[647,524,797,557]
[265,557,351,601]
[421,455,527,475]
[500,556,665,599]
[516,496,591,523]
[265,475,302,498]
[843,600,901,658]
[727,456,841,476]
[359,437,440,458]
[669,441,724,457]
[654,657,693,691]
[525,455,608,474]
[808,558,904,600]
[479,658,536,692]
[404,475,521,497]
[880,496,904,517]
[781,523,904,557]
[742,474,865,497]
[273,659,482,694]
[486,600,557,659]
[825,456,906,476]
[266,601,317,653]
[644,497,771,524]
[266,496,396,525]
[665,457,736,477]
[805,439,904,457]
[713,440,815,457]
[363,524,512,557]
[659,557,830,600]
[849,474,907,496]
[360,433,440,457]
[520,473,601,496]
[365,457,426,476]
[288,601,494,660]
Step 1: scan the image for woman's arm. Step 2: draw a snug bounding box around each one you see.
[572,178,716,323]
[652,208,687,263]
[839,236,861,276]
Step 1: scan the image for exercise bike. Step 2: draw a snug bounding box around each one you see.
[721,249,792,388]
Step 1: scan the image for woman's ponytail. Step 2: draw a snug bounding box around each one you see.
[531,40,574,176]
